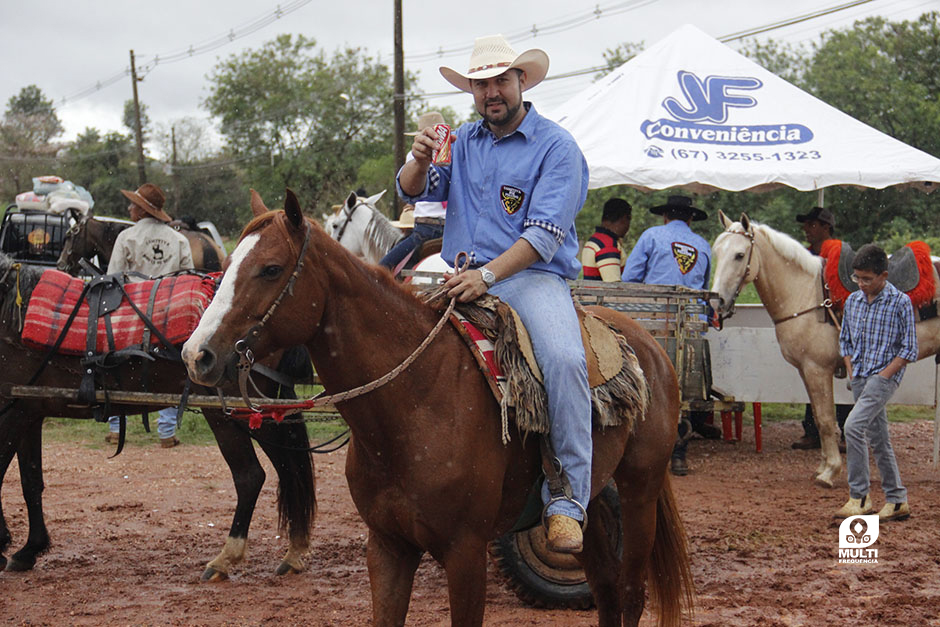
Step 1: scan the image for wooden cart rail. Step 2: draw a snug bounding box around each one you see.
[2,384,339,415]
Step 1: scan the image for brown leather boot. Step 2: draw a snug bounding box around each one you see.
[791,435,821,450]
[546,515,583,554]
[160,436,180,449]
[104,432,120,444]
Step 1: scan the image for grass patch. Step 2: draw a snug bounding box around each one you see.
[42,409,348,449]
[734,403,934,424]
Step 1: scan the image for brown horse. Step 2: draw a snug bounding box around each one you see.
[57,212,224,275]
[0,253,316,579]
[182,190,693,626]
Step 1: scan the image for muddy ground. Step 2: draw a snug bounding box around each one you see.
[2,419,939,625]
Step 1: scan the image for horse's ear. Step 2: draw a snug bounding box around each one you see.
[740,213,752,232]
[718,210,732,229]
[250,189,269,217]
[284,188,304,229]
[345,192,357,211]
[366,189,386,206]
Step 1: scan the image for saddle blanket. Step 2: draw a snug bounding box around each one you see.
[820,240,935,309]
[436,291,649,444]
[22,269,218,355]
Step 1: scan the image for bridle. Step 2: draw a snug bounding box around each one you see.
[233,220,313,389]
[60,218,90,271]
[719,226,836,328]
[716,227,756,328]
[332,200,364,244]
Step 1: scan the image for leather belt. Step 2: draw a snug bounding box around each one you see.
[414,217,445,226]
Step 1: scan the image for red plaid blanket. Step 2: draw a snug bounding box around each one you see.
[22,270,219,355]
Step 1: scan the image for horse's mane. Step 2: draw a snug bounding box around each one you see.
[717,220,820,277]
[361,205,405,261]
[0,252,45,333]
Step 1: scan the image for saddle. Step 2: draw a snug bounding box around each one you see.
[821,240,936,311]
[425,289,649,444]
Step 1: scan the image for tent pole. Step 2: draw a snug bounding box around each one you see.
[817,188,825,207]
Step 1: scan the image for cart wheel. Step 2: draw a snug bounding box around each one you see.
[488,482,622,609]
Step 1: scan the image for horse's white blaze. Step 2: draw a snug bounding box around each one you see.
[182,233,259,364]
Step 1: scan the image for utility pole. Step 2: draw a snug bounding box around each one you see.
[129,50,147,186]
[171,126,180,214]
[393,0,405,214]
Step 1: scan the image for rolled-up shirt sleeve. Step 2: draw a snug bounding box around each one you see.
[518,138,586,263]
[396,162,450,205]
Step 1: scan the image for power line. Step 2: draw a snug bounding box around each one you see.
[56,0,313,108]
[404,0,657,62]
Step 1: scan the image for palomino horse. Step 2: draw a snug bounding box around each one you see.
[57,211,225,275]
[711,212,940,487]
[182,190,693,626]
[322,190,403,264]
[0,253,316,578]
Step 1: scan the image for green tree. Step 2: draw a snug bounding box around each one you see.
[204,34,416,212]
[0,85,64,199]
[56,128,137,217]
[122,99,152,144]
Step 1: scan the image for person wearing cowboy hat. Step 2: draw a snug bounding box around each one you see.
[792,206,852,451]
[622,194,715,475]
[105,182,193,449]
[379,112,449,274]
[398,34,591,554]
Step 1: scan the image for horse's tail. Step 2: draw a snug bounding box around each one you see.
[648,473,695,627]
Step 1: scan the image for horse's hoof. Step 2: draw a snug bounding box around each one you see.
[274,561,301,576]
[813,475,834,489]
[0,556,6,571]
[5,557,34,572]
[201,567,229,582]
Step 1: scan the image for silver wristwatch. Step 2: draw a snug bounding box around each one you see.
[479,266,496,288]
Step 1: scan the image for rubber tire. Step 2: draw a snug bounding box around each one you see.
[488,482,623,609]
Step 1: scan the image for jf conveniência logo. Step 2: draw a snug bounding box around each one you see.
[640,71,813,146]
[838,515,879,564]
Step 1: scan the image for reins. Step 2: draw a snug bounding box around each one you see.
[226,221,463,422]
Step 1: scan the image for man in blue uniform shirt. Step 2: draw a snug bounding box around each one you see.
[622,195,711,289]
[623,195,715,475]
[398,34,590,554]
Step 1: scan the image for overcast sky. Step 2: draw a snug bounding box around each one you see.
[1,0,933,156]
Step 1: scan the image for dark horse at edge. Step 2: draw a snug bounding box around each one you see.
[182,190,694,626]
[0,252,315,580]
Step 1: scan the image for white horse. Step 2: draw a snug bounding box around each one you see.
[323,189,448,281]
[711,211,940,488]
[322,190,404,264]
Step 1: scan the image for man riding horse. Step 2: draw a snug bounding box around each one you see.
[397,34,591,553]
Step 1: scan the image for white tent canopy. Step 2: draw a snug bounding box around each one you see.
[550,24,940,194]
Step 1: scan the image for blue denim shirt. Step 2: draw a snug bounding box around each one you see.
[621,220,712,289]
[396,103,589,279]
[839,281,918,384]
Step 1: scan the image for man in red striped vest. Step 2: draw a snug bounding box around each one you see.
[580,198,631,281]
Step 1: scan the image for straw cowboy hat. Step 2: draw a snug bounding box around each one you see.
[649,195,708,222]
[120,183,172,222]
[389,206,415,229]
[405,111,448,136]
[440,34,549,93]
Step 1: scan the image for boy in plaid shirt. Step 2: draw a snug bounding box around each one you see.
[835,244,917,521]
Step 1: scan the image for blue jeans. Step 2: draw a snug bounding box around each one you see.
[379,222,444,271]
[489,269,591,520]
[846,375,906,503]
[109,407,178,440]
